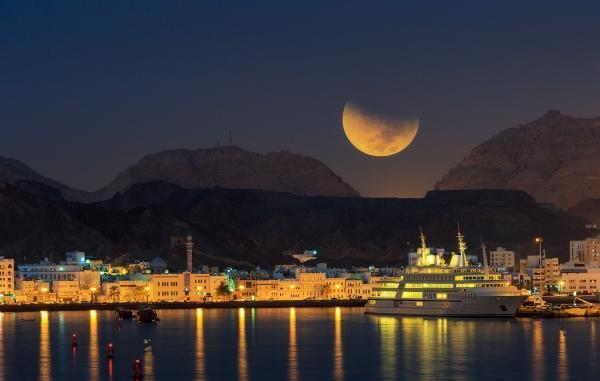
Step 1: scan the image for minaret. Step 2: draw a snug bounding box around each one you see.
[186,233,194,273]
[457,224,467,267]
[480,237,489,274]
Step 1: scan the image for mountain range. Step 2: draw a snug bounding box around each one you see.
[0,146,359,202]
[436,110,600,212]
[0,180,592,268]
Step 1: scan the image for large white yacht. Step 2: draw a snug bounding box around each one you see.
[365,229,527,317]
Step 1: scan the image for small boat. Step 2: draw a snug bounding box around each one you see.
[137,307,159,323]
[116,308,134,319]
[551,305,587,318]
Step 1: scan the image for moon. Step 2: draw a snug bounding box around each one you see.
[342,101,419,157]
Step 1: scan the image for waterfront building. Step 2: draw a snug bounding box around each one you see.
[54,280,80,302]
[561,268,600,294]
[0,257,15,299]
[489,247,515,270]
[17,256,101,289]
[256,279,301,300]
[150,273,184,302]
[14,279,51,303]
[100,280,150,302]
[189,273,227,301]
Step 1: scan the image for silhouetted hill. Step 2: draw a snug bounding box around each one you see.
[95,146,359,200]
[0,182,593,268]
[436,110,600,209]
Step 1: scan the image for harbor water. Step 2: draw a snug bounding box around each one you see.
[0,307,598,380]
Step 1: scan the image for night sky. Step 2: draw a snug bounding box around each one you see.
[2,1,600,197]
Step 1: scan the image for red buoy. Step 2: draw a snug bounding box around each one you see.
[132,358,143,379]
[106,343,115,359]
[71,333,78,348]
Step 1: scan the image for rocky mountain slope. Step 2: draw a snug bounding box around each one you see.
[436,110,600,209]
[95,146,359,200]
[0,155,95,202]
[1,181,592,268]
[1,147,359,202]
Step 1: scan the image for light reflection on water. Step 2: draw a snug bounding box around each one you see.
[196,308,205,381]
[39,310,51,381]
[0,308,597,380]
[238,308,248,381]
[288,308,297,381]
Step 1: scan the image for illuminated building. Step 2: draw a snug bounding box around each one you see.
[150,273,185,301]
[0,257,14,300]
[560,268,600,294]
[14,279,51,303]
[489,247,515,271]
[569,236,600,267]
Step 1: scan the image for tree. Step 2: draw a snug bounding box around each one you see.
[216,282,231,300]
[133,286,147,302]
[108,286,121,302]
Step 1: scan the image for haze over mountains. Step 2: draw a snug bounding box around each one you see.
[436,110,600,211]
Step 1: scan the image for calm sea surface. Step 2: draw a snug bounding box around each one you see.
[0,307,598,381]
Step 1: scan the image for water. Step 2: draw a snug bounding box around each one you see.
[0,307,598,381]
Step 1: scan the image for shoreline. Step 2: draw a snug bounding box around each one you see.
[0,299,368,313]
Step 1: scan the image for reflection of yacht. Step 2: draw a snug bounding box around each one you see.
[365,228,527,317]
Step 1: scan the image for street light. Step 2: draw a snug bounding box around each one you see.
[90,287,97,303]
[144,286,150,304]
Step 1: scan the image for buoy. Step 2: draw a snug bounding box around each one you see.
[132,358,143,379]
[106,343,115,359]
[71,333,78,348]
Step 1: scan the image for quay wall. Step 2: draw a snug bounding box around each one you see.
[0,299,368,313]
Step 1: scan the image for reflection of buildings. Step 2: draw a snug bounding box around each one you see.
[378,317,397,380]
[238,308,248,381]
[333,307,343,381]
[288,308,298,381]
[39,311,51,381]
[89,310,99,381]
[196,309,205,379]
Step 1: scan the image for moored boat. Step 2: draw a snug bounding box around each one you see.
[365,228,527,317]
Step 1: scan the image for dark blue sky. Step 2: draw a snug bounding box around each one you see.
[2,1,600,197]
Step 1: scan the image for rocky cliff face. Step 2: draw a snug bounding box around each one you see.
[436,110,600,209]
[96,146,359,199]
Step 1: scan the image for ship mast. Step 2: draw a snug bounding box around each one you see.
[419,226,428,265]
[457,224,467,267]
[480,236,489,274]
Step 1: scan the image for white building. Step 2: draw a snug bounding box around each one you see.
[569,236,600,267]
[561,268,600,294]
[489,247,515,270]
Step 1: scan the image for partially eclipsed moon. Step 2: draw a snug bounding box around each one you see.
[342,101,419,157]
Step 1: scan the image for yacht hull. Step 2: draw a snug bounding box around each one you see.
[365,295,527,317]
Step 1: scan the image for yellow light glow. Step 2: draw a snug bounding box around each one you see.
[436,293,448,299]
[401,292,423,299]
[405,283,454,289]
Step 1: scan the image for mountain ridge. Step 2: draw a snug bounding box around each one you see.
[436,110,600,209]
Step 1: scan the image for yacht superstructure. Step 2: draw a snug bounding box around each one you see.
[365,228,526,317]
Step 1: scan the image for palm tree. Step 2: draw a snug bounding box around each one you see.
[108,286,120,302]
[133,286,147,302]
